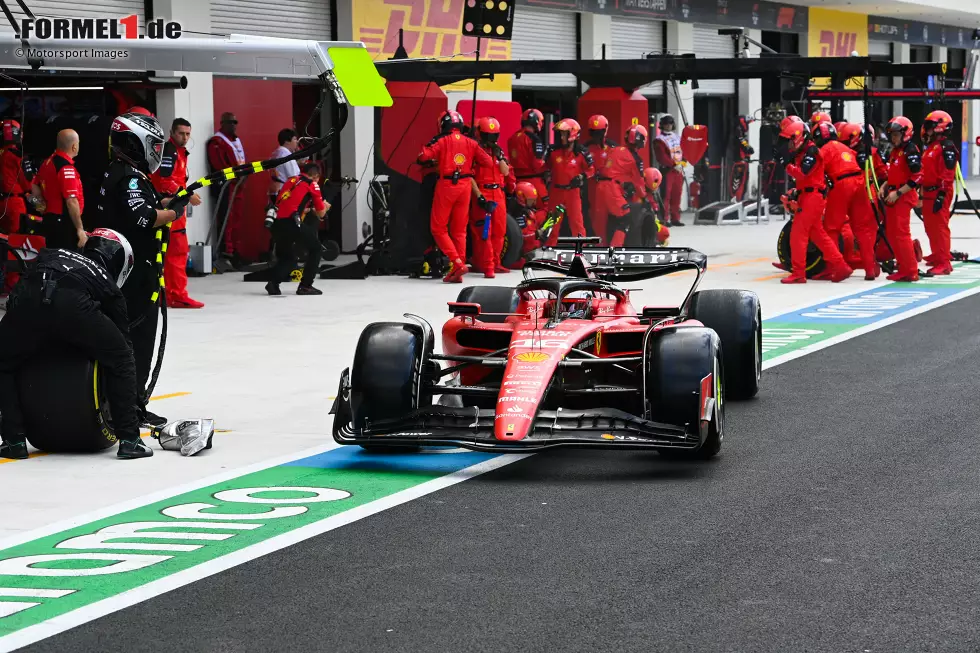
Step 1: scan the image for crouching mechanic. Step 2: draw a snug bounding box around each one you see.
[0,229,153,459]
[266,162,330,296]
[99,112,193,429]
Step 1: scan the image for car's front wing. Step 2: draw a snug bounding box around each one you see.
[332,405,701,453]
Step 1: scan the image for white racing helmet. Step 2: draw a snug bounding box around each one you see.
[110,112,166,173]
[83,228,135,288]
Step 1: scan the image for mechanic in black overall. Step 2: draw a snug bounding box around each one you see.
[97,112,192,429]
[0,229,153,460]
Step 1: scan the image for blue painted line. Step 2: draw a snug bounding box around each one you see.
[284,446,496,473]
[772,286,961,324]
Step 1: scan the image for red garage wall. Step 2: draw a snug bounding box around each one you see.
[212,78,294,261]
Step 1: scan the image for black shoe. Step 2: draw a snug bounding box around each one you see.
[139,409,168,429]
[118,439,154,459]
[296,285,322,296]
[669,220,685,227]
[0,440,28,460]
[265,281,282,296]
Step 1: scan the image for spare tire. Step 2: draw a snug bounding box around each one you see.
[19,348,116,453]
[777,219,826,278]
[500,214,524,268]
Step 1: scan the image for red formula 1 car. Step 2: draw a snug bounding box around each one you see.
[331,238,762,459]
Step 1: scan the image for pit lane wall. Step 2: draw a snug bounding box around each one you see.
[4,263,980,649]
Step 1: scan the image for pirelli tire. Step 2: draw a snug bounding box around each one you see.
[689,289,762,400]
[644,327,724,460]
[500,213,524,268]
[456,286,520,324]
[19,348,116,453]
[777,219,826,278]
[350,321,432,453]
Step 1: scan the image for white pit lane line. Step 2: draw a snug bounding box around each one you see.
[3,283,980,652]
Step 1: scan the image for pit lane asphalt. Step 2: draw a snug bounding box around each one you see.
[26,294,980,653]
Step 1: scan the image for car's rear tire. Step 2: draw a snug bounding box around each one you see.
[350,322,430,453]
[645,327,724,460]
[689,289,762,400]
[456,286,520,324]
[19,349,116,453]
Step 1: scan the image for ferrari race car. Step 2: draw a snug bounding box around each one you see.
[331,238,762,459]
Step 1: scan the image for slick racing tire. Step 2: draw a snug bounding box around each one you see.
[500,214,524,269]
[777,219,826,278]
[689,289,762,400]
[18,348,116,453]
[456,286,520,324]
[350,322,430,452]
[645,327,724,460]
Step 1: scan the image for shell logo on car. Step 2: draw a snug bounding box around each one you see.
[514,352,550,363]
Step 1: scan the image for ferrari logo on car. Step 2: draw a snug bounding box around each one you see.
[514,352,550,363]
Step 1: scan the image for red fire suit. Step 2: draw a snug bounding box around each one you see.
[150,138,197,305]
[469,143,509,273]
[515,207,546,265]
[507,130,548,205]
[920,138,958,272]
[884,142,923,280]
[207,133,246,256]
[418,130,493,264]
[821,141,877,275]
[545,144,594,245]
[595,146,645,247]
[0,146,30,235]
[654,132,684,223]
[784,144,848,280]
[586,139,616,242]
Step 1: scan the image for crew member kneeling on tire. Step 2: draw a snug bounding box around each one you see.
[0,229,152,460]
[776,118,853,284]
[880,116,923,282]
[99,112,191,429]
[266,162,330,296]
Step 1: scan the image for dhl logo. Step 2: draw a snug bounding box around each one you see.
[819,30,857,57]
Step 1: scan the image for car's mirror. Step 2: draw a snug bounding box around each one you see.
[447,302,481,316]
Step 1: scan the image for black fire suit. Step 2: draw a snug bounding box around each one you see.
[0,248,140,441]
[97,160,164,400]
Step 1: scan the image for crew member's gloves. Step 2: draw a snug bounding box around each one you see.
[476,195,489,210]
[785,163,801,179]
[934,191,946,214]
[167,192,192,218]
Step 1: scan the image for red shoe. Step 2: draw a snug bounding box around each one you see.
[924,253,939,266]
[168,296,205,309]
[864,262,881,281]
[886,272,919,282]
[829,264,854,283]
[494,265,511,274]
[443,260,468,283]
[781,274,806,284]
[484,269,496,279]
[771,261,788,271]
[926,263,953,276]
[812,270,833,281]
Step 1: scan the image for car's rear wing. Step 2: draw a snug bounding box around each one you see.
[529,245,708,280]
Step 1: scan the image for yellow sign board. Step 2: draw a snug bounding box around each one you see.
[807,8,869,91]
[352,0,512,93]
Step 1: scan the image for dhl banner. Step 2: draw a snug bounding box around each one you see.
[808,8,868,90]
[353,0,512,92]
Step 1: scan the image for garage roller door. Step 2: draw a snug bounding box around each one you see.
[692,25,735,95]
[0,0,145,35]
[868,40,892,58]
[212,0,331,41]
[512,7,578,88]
[611,17,665,97]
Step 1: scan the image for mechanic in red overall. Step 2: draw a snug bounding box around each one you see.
[919,110,958,276]
[643,167,669,245]
[469,116,511,278]
[776,118,853,284]
[266,162,330,296]
[150,118,205,308]
[584,115,616,242]
[880,116,923,282]
[418,110,493,283]
[34,130,86,250]
[595,127,647,248]
[0,120,31,237]
[545,119,594,245]
[206,112,246,265]
[510,181,547,269]
[507,109,549,207]
[808,110,831,131]
[813,121,879,280]
[652,115,685,227]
